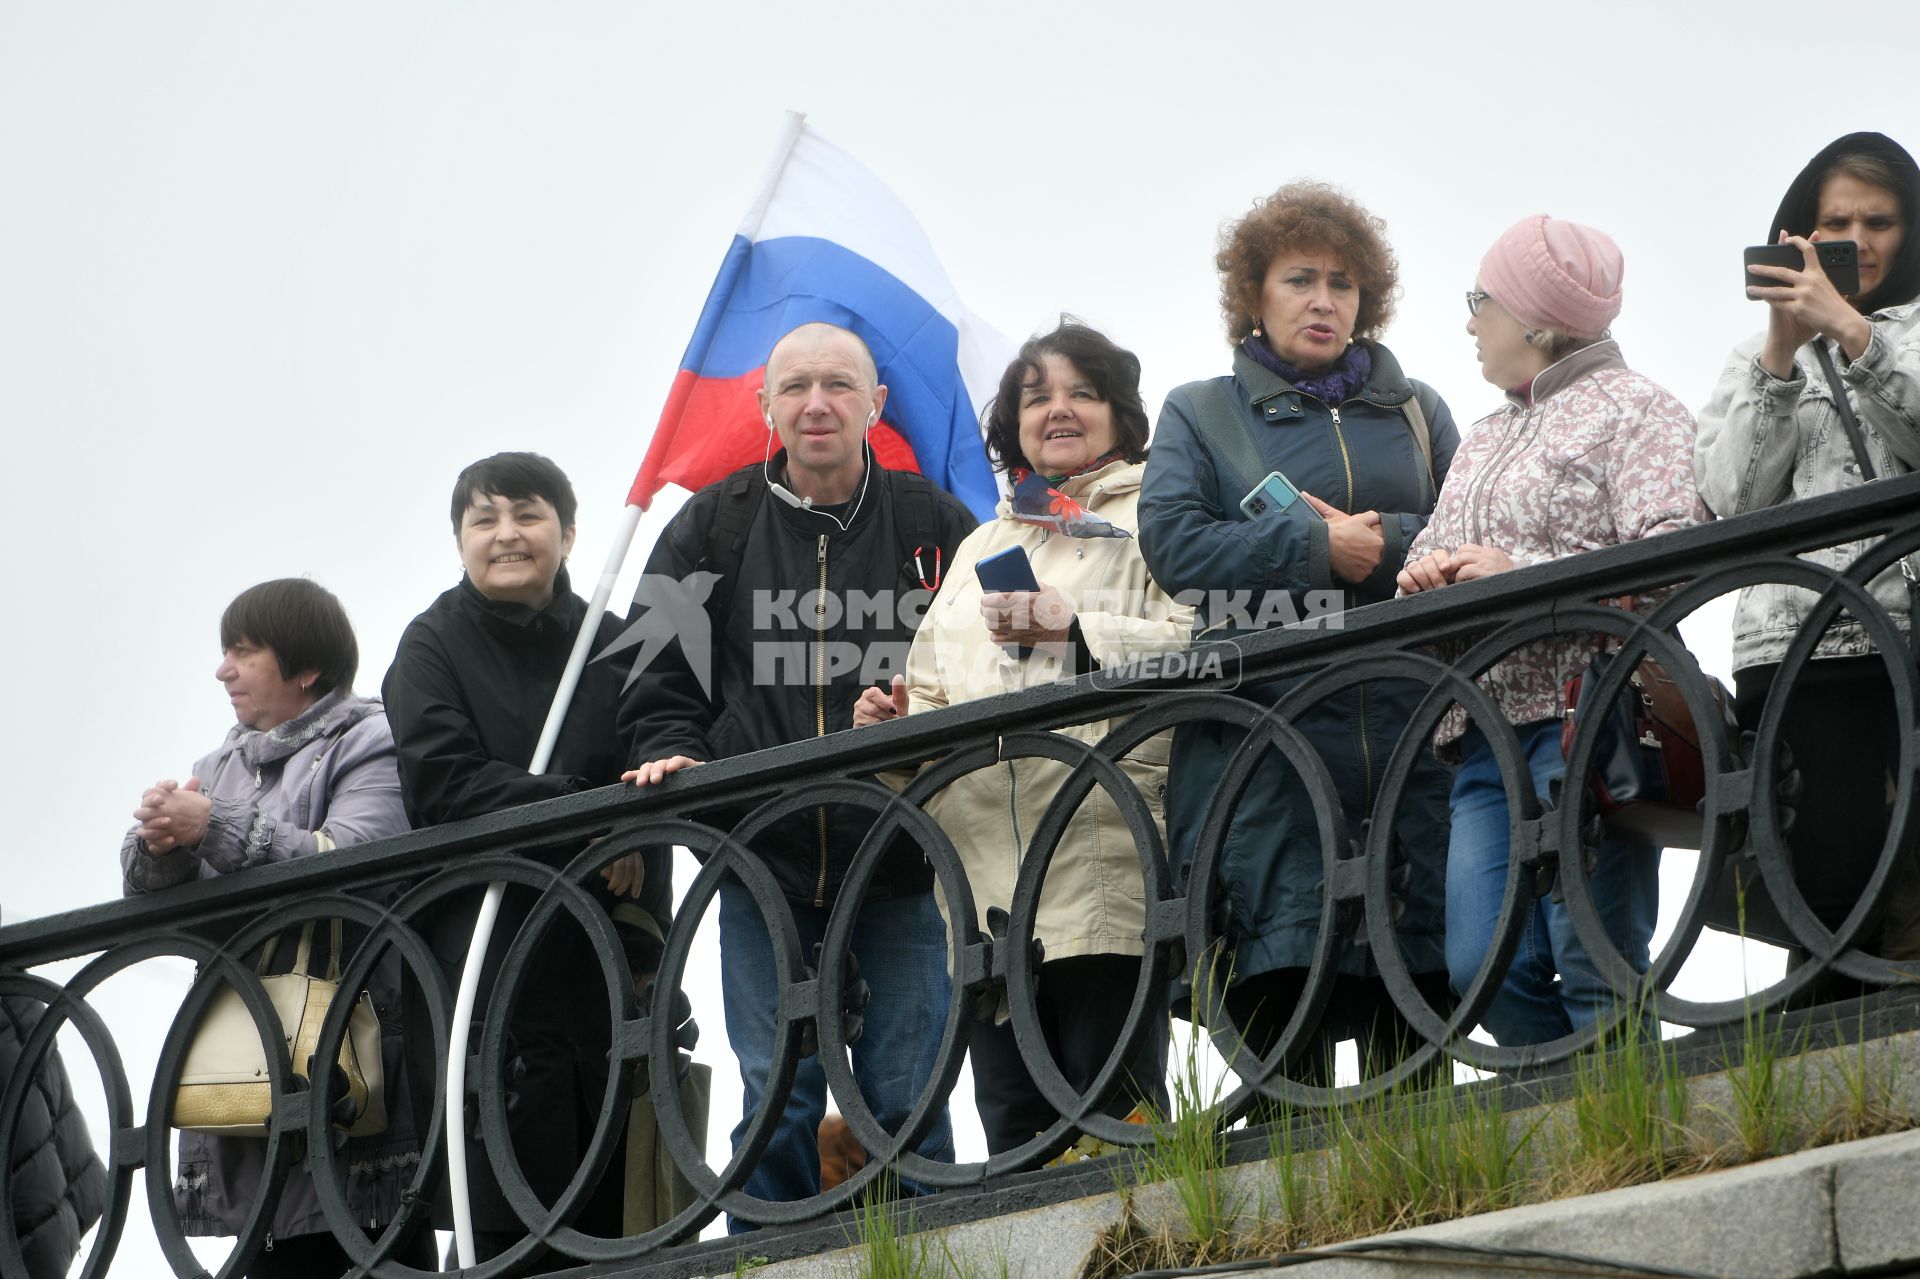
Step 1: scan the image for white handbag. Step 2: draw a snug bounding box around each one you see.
[171,919,386,1138]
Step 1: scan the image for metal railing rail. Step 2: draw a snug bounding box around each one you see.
[5,471,1919,1277]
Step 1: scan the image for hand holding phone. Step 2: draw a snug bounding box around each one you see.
[1744,239,1860,296]
[1240,469,1319,520]
[975,545,1041,593]
[1745,235,1878,375]
[975,546,1076,649]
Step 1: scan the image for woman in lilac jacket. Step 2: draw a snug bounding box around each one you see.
[1399,217,1709,1046]
[120,578,430,1278]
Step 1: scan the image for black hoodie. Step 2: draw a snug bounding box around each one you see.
[1769,130,1920,314]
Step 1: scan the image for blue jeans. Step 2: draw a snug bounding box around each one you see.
[1445,721,1659,1046]
[718,882,955,1232]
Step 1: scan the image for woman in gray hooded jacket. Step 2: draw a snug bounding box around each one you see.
[120,578,431,1277]
[1696,131,1920,960]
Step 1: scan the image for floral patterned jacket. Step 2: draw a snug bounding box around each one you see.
[1404,341,1710,749]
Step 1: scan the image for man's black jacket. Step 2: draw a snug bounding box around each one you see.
[619,461,976,906]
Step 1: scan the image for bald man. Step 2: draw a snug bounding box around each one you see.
[620,322,974,1229]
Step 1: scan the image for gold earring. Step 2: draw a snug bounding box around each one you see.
[1251,318,1264,337]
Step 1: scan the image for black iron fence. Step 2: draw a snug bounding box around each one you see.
[5,472,1920,1277]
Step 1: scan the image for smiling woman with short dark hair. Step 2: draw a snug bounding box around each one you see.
[855,319,1191,1156]
[381,451,671,1269]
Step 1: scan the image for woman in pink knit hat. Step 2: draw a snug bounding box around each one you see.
[1398,215,1709,1047]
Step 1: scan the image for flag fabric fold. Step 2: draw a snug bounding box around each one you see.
[629,114,1010,520]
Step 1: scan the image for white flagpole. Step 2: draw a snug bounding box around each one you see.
[445,502,643,1265]
[444,108,808,1266]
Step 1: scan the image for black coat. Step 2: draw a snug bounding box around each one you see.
[382,570,669,1233]
[619,462,976,906]
[2,996,107,1279]
[382,568,672,949]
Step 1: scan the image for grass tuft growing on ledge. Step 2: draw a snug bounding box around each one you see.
[841,1170,964,1279]
[1813,1006,1914,1146]
[1552,1000,1694,1195]
[1079,1000,1920,1279]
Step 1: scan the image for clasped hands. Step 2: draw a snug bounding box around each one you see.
[1396,544,1518,595]
[133,777,211,854]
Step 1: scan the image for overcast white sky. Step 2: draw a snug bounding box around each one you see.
[4,1,1918,1270]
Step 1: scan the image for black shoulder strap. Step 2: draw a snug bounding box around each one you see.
[696,470,767,627]
[1186,379,1268,503]
[1398,382,1439,500]
[888,470,942,568]
[1812,340,1920,660]
[1814,340,1879,481]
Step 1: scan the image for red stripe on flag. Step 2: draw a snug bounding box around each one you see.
[628,368,765,507]
[867,424,921,475]
[629,368,920,508]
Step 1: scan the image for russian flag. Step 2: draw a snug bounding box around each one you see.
[628,113,1010,522]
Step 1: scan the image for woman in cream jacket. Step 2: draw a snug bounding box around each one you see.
[856,321,1189,1154]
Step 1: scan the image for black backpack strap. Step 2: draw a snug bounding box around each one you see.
[696,470,767,628]
[891,472,940,555]
[887,470,946,590]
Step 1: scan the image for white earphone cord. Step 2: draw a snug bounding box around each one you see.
[761,408,877,533]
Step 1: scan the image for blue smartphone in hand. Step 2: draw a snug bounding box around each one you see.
[1240,469,1314,520]
[975,545,1041,593]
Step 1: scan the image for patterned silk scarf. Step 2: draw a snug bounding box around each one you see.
[1006,451,1133,538]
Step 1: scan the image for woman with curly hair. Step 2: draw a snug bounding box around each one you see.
[1139,183,1459,1084]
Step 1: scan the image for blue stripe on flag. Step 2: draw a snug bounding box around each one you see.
[678,235,995,517]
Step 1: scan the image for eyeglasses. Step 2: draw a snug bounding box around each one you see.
[1465,289,1492,317]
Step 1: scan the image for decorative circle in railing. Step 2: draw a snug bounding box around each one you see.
[6,483,1920,1273]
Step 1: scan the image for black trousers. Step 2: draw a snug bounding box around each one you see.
[1223,968,1454,1093]
[968,954,1170,1155]
[244,1222,435,1279]
[404,885,628,1274]
[1731,656,1917,956]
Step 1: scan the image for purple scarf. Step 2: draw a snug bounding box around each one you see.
[1242,335,1373,404]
